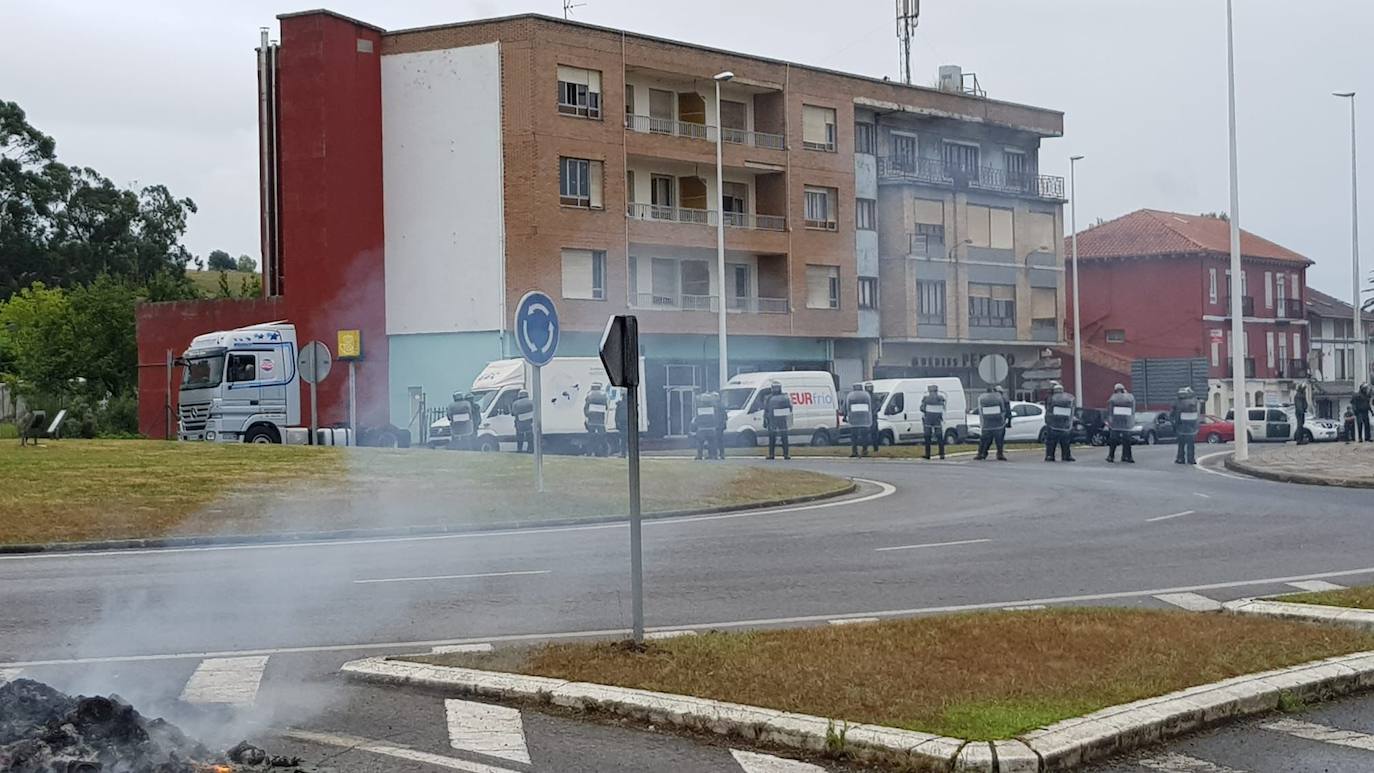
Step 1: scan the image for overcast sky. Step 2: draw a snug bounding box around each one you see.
[5,0,1371,298]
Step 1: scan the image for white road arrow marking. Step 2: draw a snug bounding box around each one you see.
[1154,592,1222,612]
[1261,718,1374,751]
[731,749,827,772]
[446,698,530,765]
[179,656,268,706]
[286,730,520,773]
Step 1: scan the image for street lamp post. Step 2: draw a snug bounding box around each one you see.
[1335,91,1364,385]
[1225,0,1249,461]
[714,71,734,390]
[1069,155,1084,405]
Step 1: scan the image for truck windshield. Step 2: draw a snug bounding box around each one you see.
[473,390,499,412]
[180,355,224,391]
[720,387,755,412]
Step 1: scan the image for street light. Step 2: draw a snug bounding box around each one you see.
[713,71,734,390]
[1069,155,1084,405]
[1334,91,1364,386]
[1225,0,1249,461]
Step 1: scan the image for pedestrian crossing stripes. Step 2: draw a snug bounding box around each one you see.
[446,698,531,765]
[1154,592,1223,612]
[1136,751,1246,772]
[1287,580,1348,592]
[1261,717,1374,751]
[179,655,269,706]
[730,749,827,772]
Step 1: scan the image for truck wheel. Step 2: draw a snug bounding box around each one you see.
[373,430,401,448]
[880,430,895,446]
[477,437,500,453]
[737,429,757,448]
[245,426,278,444]
[810,428,831,447]
[945,428,960,446]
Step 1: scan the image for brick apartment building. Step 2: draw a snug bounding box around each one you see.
[136,9,1065,439]
[1065,209,1313,415]
[1304,287,1374,418]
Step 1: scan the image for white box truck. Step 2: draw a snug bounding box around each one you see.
[720,371,841,447]
[868,377,969,446]
[428,357,647,452]
[176,322,408,446]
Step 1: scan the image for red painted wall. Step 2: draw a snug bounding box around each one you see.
[136,12,387,438]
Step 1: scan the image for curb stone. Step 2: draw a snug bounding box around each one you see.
[342,649,1374,771]
[1224,455,1374,488]
[0,480,857,556]
[1224,597,1374,632]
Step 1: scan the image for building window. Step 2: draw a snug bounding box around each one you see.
[561,249,606,300]
[556,66,602,118]
[802,105,837,152]
[943,141,980,179]
[917,280,946,324]
[806,265,840,309]
[854,121,876,155]
[858,277,878,310]
[1209,268,1218,304]
[1025,211,1055,255]
[967,204,1013,249]
[1264,271,1274,309]
[856,198,876,231]
[559,157,603,208]
[804,186,838,230]
[969,283,1015,327]
[1105,329,1126,343]
[1211,330,1222,366]
[1030,287,1057,330]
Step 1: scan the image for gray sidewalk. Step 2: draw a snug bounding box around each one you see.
[1226,442,1374,488]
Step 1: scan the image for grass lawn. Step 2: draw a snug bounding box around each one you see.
[407,608,1374,740]
[186,269,257,296]
[1283,585,1374,610]
[0,440,848,545]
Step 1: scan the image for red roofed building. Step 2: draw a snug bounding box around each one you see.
[1065,209,1313,415]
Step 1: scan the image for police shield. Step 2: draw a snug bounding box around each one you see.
[978,392,1006,431]
[1047,392,1075,432]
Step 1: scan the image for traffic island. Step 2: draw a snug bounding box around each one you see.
[346,609,1374,771]
[0,440,853,550]
[1224,442,1374,487]
[1226,585,1374,633]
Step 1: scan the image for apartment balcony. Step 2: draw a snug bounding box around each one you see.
[624,114,711,141]
[1276,298,1304,320]
[1226,357,1257,379]
[876,157,1066,201]
[723,211,787,231]
[630,292,788,314]
[627,203,787,232]
[1277,359,1310,379]
[1223,295,1256,317]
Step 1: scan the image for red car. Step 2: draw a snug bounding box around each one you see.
[1196,414,1235,444]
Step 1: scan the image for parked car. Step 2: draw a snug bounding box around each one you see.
[1129,411,1178,445]
[1225,407,1293,443]
[1072,407,1110,446]
[1287,411,1340,443]
[1196,414,1235,444]
[967,400,1048,443]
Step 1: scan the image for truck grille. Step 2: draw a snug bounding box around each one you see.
[179,403,208,431]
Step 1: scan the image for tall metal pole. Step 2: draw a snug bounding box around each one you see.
[1226,0,1249,461]
[1335,92,1363,385]
[1069,155,1084,405]
[348,361,357,446]
[714,75,731,390]
[627,371,643,644]
[532,364,544,493]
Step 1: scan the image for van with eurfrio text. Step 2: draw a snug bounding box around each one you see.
[867,377,969,446]
[720,371,840,447]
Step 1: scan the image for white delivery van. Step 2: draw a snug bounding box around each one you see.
[430,357,646,452]
[869,377,968,446]
[720,371,840,447]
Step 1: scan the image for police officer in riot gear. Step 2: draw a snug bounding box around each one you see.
[845,382,873,458]
[1171,386,1201,465]
[865,382,881,454]
[975,385,1010,461]
[764,381,793,460]
[1293,384,1309,445]
[714,392,728,460]
[584,382,609,457]
[1044,382,1076,462]
[447,391,474,451]
[614,388,630,458]
[1106,383,1136,463]
[693,391,723,461]
[512,389,534,453]
[1357,384,1373,443]
[920,383,947,460]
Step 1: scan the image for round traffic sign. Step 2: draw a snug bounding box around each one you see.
[515,291,560,367]
[977,354,1009,385]
[299,340,333,384]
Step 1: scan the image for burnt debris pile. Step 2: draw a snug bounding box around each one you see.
[0,679,305,772]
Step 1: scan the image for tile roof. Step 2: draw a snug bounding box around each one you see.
[1071,209,1312,266]
[1305,286,1355,318]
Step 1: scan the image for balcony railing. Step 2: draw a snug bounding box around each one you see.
[624,114,710,140]
[1226,357,1257,378]
[1277,298,1304,319]
[723,211,787,231]
[1277,359,1310,379]
[1223,295,1256,317]
[726,296,789,314]
[720,126,786,150]
[876,156,1066,200]
[632,293,789,314]
[627,202,715,225]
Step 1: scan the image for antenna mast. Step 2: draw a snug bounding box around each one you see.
[896,0,920,85]
[563,0,585,19]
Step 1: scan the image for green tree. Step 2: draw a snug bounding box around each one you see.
[207,249,236,271]
[0,282,77,398]
[236,254,258,273]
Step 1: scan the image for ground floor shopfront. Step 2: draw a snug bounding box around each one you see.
[874,340,1057,405]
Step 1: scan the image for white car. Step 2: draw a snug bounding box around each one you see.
[1296,415,1340,443]
[966,400,1049,443]
[1224,407,1339,443]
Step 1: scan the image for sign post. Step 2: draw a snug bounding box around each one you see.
[600,314,643,644]
[515,292,560,493]
[337,330,362,445]
[298,341,332,445]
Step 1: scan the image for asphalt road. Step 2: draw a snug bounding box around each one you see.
[3,440,1372,770]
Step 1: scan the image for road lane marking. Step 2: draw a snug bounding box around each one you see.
[1147,510,1196,523]
[14,565,1374,668]
[875,538,990,552]
[1137,751,1247,772]
[1154,593,1223,612]
[645,629,697,640]
[1194,450,1254,481]
[1002,605,1047,611]
[431,643,493,654]
[284,729,520,773]
[179,656,269,706]
[1194,492,1212,499]
[0,479,897,563]
[1288,580,1347,592]
[354,570,549,585]
[731,749,827,772]
[446,699,530,765]
[1261,718,1374,751]
[828,617,879,626]
[0,668,20,684]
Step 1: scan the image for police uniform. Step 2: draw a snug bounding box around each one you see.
[764,383,793,460]
[845,383,873,458]
[1170,387,1200,465]
[1044,385,1076,462]
[614,389,630,458]
[865,382,881,453]
[584,383,609,457]
[512,390,535,453]
[447,392,474,451]
[693,391,721,461]
[1358,385,1374,443]
[919,386,947,460]
[975,387,1009,461]
[1106,384,1136,463]
[1293,385,1309,445]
